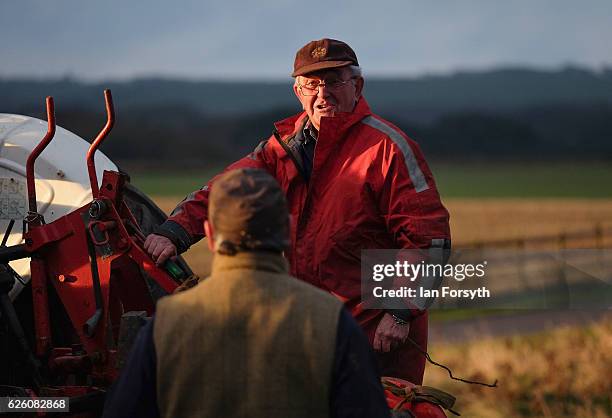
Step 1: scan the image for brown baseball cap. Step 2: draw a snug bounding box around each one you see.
[208,168,290,255]
[292,38,359,77]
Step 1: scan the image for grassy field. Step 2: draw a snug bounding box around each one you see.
[127,161,612,198]
[430,161,612,198]
[128,168,222,198]
[152,197,612,277]
[152,197,612,278]
[134,160,612,272]
[423,317,612,418]
[446,199,612,246]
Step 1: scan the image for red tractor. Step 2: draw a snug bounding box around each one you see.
[0,91,191,415]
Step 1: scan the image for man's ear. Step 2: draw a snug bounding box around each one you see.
[354,76,364,100]
[204,221,215,252]
[293,79,300,98]
[293,78,306,109]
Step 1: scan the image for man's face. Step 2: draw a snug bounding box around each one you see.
[293,67,364,130]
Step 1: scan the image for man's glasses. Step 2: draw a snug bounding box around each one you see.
[297,77,358,96]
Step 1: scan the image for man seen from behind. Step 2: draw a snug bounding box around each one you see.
[104,168,390,418]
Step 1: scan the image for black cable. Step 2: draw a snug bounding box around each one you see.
[406,336,498,388]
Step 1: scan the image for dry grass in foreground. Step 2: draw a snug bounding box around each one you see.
[423,317,612,418]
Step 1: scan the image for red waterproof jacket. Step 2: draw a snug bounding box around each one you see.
[163,97,450,329]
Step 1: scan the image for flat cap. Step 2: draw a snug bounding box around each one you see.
[208,168,290,254]
[292,38,359,77]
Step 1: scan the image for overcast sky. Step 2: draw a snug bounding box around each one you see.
[1,0,611,80]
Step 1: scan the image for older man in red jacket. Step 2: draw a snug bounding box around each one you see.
[145,38,450,384]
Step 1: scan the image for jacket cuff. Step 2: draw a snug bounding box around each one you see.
[387,308,425,322]
[153,221,193,254]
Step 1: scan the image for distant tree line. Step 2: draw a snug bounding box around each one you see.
[16,101,612,169]
[4,67,612,166]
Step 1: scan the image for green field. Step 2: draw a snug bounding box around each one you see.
[127,167,221,198]
[431,161,612,198]
[128,161,611,198]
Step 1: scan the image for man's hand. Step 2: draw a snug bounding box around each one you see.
[373,313,410,353]
[144,234,177,266]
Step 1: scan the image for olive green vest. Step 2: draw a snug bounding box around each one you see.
[154,252,342,418]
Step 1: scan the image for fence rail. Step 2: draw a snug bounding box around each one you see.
[462,224,612,250]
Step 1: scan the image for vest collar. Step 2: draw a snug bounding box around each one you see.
[211,251,289,275]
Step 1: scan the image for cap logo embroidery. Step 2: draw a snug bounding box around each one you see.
[311,47,327,58]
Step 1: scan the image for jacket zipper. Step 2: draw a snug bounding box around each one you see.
[272,127,315,279]
[271,128,316,225]
[272,129,306,180]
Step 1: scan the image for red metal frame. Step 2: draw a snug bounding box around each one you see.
[25,97,55,217]
[86,90,114,198]
[15,91,183,414]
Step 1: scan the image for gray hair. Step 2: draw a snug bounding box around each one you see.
[348,65,362,78]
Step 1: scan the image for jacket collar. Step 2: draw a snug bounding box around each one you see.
[211,251,289,275]
[274,96,372,141]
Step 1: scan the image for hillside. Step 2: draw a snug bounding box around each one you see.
[3,67,612,119]
[2,67,612,165]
